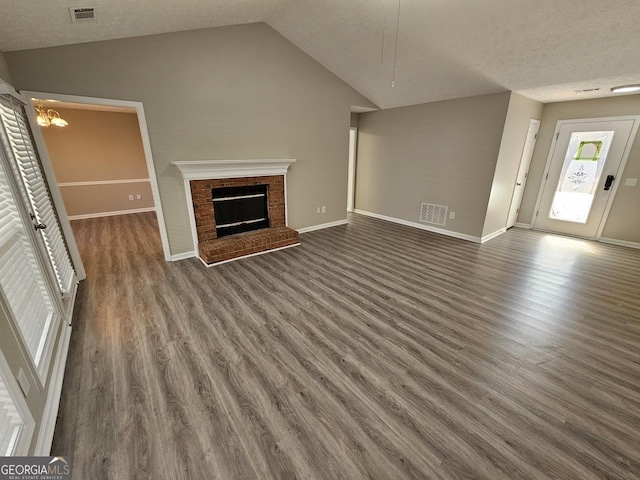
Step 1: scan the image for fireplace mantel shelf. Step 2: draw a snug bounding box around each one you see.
[172,159,297,180]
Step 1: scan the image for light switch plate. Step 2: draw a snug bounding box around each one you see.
[624,178,638,187]
[17,368,30,397]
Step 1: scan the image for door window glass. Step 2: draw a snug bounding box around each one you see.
[549,131,614,223]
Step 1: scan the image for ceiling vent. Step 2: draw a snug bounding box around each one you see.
[69,7,96,23]
[419,203,447,226]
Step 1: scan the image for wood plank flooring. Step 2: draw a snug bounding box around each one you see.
[52,212,640,479]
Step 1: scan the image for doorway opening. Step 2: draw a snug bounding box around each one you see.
[506,119,539,229]
[532,116,640,239]
[23,92,171,274]
[347,127,357,212]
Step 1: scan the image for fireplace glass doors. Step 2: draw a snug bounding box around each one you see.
[212,184,269,237]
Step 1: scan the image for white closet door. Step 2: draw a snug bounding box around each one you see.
[0,94,75,295]
[0,157,59,378]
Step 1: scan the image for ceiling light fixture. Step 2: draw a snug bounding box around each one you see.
[611,84,640,94]
[35,104,69,127]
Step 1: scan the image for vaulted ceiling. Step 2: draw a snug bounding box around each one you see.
[2,0,640,108]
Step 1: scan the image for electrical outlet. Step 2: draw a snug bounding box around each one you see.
[321,206,326,214]
[449,211,456,220]
[128,194,134,201]
[316,207,321,214]
[136,194,142,200]
[17,368,30,397]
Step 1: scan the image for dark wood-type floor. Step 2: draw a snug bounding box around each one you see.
[53,212,640,479]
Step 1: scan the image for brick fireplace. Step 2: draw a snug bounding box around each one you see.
[173,159,299,265]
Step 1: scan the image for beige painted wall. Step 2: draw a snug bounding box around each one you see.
[59,182,154,217]
[42,108,148,182]
[7,23,376,255]
[355,92,511,238]
[350,112,359,128]
[41,107,154,216]
[0,51,12,84]
[482,93,544,237]
[519,94,640,243]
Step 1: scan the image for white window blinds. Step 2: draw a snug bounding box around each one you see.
[0,157,56,370]
[0,95,75,295]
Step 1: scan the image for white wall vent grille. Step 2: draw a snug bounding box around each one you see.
[69,7,96,23]
[419,203,448,226]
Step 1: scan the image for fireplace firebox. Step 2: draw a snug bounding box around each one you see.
[212,184,269,237]
[177,164,300,265]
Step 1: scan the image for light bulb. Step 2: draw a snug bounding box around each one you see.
[51,117,68,127]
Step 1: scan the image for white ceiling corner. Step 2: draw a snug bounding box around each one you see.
[2,0,640,108]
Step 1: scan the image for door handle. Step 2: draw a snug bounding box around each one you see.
[29,213,47,230]
[604,175,615,191]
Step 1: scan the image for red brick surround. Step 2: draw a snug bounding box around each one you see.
[190,175,299,264]
[199,227,299,264]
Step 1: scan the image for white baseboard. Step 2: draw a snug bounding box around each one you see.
[598,237,640,250]
[199,243,301,267]
[353,209,481,243]
[480,228,506,243]
[297,219,348,234]
[170,251,196,262]
[34,323,72,455]
[68,207,156,220]
[514,222,532,229]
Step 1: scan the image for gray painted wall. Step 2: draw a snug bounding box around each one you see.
[482,93,544,237]
[355,92,511,238]
[519,94,640,243]
[7,23,376,255]
[0,51,12,84]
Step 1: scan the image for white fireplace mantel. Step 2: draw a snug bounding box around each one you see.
[173,159,296,262]
[172,159,296,180]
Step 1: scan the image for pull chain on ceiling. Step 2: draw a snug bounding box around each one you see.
[380,0,401,91]
[392,0,401,88]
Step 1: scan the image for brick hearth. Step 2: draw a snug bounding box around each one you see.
[199,226,299,264]
[190,175,299,264]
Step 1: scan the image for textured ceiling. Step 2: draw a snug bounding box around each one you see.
[2,0,640,108]
[270,0,640,108]
[0,0,288,51]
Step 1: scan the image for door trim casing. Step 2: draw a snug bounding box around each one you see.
[347,127,358,213]
[506,118,540,229]
[532,115,640,240]
[20,90,172,267]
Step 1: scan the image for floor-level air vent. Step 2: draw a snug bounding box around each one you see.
[420,203,448,226]
[69,7,96,23]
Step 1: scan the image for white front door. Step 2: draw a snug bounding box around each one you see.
[506,119,540,228]
[533,118,639,238]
